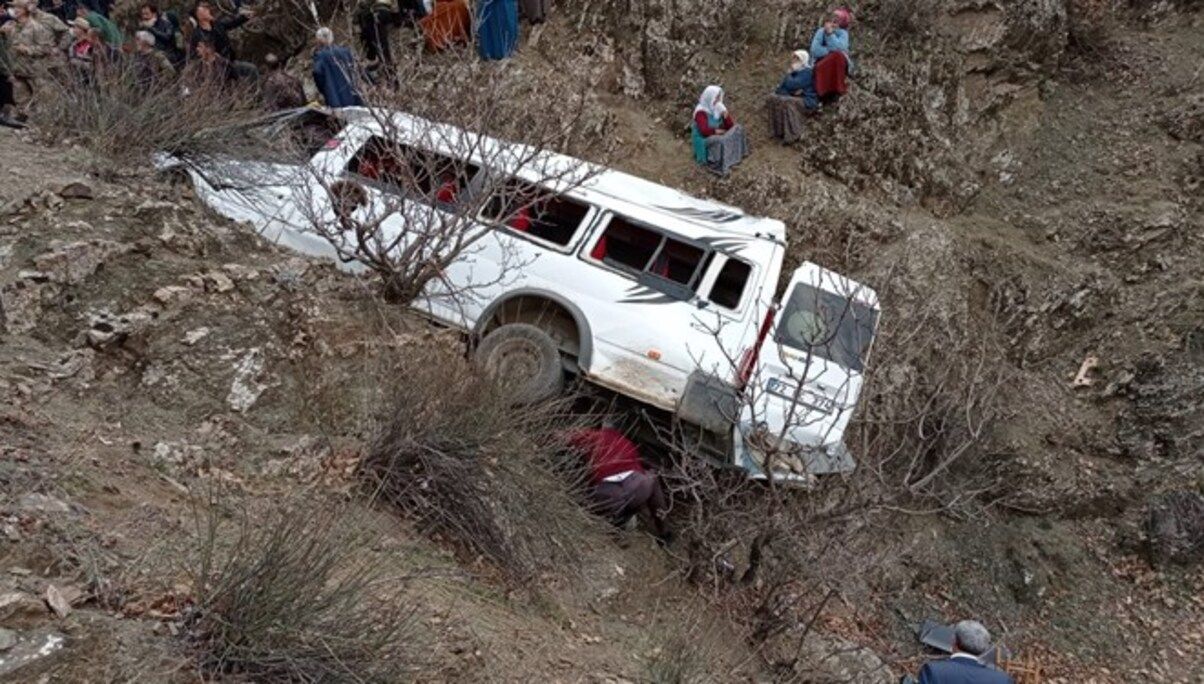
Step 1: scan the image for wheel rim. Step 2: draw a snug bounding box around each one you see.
[486,338,544,389]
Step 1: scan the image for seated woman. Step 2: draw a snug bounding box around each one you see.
[810,7,853,104]
[775,49,819,110]
[768,49,819,143]
[691,85,750,176]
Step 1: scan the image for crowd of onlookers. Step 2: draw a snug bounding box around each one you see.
[0,0,272,123]
[3,0,853,176]
[0,0,550,126]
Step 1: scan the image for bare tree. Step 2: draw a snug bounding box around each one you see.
[641,257,1010,677]
[232,9,610,305]
[294,94,601,305]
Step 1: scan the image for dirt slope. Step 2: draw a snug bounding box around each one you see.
[2,2,1203,683]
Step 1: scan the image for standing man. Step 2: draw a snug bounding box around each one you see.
[568,420,672,544]
[354,0,396,82]
[187,0,251,62]
[1,0,58,118]
[916,621,1013,684]
[312,26,362,108]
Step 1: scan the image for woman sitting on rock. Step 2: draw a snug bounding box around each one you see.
[809,7,853,104]
[691,85,750,175]
[775,49,818,110]
[768,49,819,143]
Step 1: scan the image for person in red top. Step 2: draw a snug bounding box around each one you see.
[568,421,671,543]
[435,171,459,203]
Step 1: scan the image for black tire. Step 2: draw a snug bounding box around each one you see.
[475,323,564,403]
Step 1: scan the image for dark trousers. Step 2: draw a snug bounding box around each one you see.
[590,471,669,533]
[0,74,13,110]
[360,9,397,68]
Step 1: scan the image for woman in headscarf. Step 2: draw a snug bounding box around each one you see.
[810,7,852,104]
[775,49,818,110]
[477,0,518,61]
[691,85,749,175]
[768,49,818,143]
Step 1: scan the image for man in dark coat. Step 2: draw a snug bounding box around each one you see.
[139,3,182,66]
[312,27,362,108]
[187,0,251,62]
[917,621,1013,684]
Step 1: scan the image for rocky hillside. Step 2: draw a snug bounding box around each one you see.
[2,0,1203,681]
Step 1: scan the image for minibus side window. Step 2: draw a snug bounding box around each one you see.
[589,216,708,290]
[346,136,480,207]
[708,258,752,310]
[479,179,591,247]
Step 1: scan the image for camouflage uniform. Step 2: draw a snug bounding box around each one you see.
[2,17,60,112]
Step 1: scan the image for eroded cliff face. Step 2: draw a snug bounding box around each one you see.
[555,0,1073,212]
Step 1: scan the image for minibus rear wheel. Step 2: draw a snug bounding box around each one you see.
[475,323,565,403]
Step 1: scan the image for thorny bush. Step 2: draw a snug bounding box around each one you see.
[184,494,420,682]
[360,346,604,582]
[34,58,267,171]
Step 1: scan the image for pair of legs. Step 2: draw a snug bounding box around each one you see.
[589,471,671,540]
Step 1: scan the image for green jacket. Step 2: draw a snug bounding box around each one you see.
[85,11,123,47]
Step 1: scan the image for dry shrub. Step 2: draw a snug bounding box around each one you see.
[849,255,1013,503]
[660,450,897,676]
[360,346,602,581]
[34,59,268,170]
[645,621,732,684]
[184,495,420,682]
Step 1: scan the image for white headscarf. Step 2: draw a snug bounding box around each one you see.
[791,50,810,70]
[693,85,727,120]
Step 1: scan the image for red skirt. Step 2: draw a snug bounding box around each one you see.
[814,52,849,99]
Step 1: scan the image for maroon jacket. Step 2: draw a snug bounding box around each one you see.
[693,110,735,137]
[568,428,645,485]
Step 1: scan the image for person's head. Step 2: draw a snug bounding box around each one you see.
[699,84,724,112]
[89,26,105,46]
[74,3,88,18]
[70,17,89,37]
[135,29,155,51]
[830,7,852,29]
[140,3,158,22]
[194,0,213,23]
[195,36,217,61]
[791,49,810,71]
[315,26,334,46]
[264,52,280,71]
[10,1,30,20]
[952,620,992,657]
